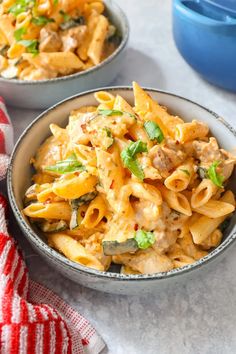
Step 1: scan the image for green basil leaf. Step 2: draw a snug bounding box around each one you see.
[98,109,123,116]
[14,27,27,41]
[120,140,147,180]
[134,230,155,249]
[180,169,190,176]
[9,0,35,16]
[126,140,148,157]
[18,39,39,54]
[98,109,136,118]
[44,153,85,174]
[32,16,55,26]
[207,161,224,188]
[121,153,144,180]
[144,120,164,143]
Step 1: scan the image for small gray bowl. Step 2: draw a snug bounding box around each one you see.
[7,87,236,295]
[0,0,129,110]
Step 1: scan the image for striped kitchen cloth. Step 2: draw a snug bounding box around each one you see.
[0,99,105,354]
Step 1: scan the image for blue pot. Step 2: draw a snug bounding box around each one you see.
[173,0,236,92]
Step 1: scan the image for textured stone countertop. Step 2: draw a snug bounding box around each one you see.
[2,1,236,353]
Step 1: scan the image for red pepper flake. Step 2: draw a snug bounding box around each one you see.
[110,180,115,189]
[81,338,89,346]
[81,211,85,217]
[44,199,51,204]
[74,171,80,176]
[81,124,87,132]
[134,223,138,231]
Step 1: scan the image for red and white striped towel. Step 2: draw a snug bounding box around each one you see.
[0,99,105,354]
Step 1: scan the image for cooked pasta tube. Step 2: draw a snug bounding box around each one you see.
[117,182,162,217]
[48,233,104,271]
[168,244,196,267]
[22,52,84,74]
[199,229,223,250]
[191,179,218,208]
[175,120,209,143]
[190,190,235,244]
[81,195,107,228]
[94,91,115,109]
[177,233,208,260]
[52,172,97,200]
[158,185,192,216]
[133,81,183,137]
[0,16,15,44]
[23,202,71,220]
[88,14,109,65]
[164,159,194,192]
[193,199,235,218]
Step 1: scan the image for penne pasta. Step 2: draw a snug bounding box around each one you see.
[193,199,235,218]
[0,0,119,80]
[191,179,218,208]
[48,233,104,270]
[175,120,209,143]
[164,159,194,192]
[87,14,109,65]
[22,84,236,274]
[23,202,71,220]
[190,191,235,244]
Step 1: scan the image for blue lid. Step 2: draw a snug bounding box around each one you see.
[201,0,236,16]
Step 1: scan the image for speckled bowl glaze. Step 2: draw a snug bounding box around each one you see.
[0,0,129,110]
[7,87,236,295]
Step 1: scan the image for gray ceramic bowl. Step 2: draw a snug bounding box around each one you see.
[0,0,129,110]
[7,87,236,295]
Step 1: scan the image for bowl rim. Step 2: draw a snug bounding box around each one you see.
[7,86,236,282]
[0,0,129,86]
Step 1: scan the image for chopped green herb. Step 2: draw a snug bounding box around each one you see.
[32,16,55,26]
[207,161,224,188]
[134,230,155,249]
[180,169,190,176]
[144,120,164,143]
[9,0,35,16]
[99,127,114,149]
[18,39,39,54]
[98,109,136,119]
[121,140,147,180]
[53,0,58,4]
[59,10,71,22]
[44,153,85,174]
[126,140,148,157]
[121,155,145,180]
[14,27,27,41]
[98,109,123,116]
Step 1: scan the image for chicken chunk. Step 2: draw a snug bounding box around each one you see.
[149,138,186,178]
[61,26,87,52]
[113,248,174,274]
[193,137,222,163]
[39,27,62,52]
